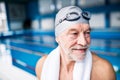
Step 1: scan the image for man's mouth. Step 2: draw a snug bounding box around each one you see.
[72,48,87,53]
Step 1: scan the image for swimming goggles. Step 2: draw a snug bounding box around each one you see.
[56,11,91,26]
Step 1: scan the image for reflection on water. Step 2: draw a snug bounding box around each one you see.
[90,39,120,55]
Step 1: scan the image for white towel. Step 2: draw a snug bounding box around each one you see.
[41,46,92,80]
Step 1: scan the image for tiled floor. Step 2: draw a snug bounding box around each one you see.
[0,53,37,80]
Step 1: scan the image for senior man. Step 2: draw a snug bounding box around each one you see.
[36,6,116,80]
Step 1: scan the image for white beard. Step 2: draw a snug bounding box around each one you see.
[60,44,90,62]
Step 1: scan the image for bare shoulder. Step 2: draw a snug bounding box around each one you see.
[35,55,48,80]
[91,52,116,80]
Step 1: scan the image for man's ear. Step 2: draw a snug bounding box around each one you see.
[55,37,59,43]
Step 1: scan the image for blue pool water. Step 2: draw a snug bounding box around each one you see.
[0,35,120,79]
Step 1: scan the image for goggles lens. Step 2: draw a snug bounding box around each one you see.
[57,11,91,26]
[82,11,91,20]
[66,12,80,21]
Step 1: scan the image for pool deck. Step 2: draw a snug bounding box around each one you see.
[0,54,37,80]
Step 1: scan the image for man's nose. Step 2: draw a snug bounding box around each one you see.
[77,33,87,46]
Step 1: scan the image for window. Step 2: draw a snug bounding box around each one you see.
[0,2,8,32]
[39,0,55,14]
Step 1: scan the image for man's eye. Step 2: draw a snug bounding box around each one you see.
[86,32,90,34]
[72,33,78,35]
[84,31,90,37]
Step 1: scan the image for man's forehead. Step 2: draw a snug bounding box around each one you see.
[66,23,90,31]
[67,28,91,32]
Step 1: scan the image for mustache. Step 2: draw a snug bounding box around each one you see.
[71,45,90,49]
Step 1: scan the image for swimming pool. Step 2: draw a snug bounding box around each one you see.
[0,35,120,79]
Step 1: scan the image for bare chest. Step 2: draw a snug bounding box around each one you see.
[59,67,101,80]
[59,68,73,80]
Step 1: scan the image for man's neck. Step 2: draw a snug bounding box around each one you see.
[60,52,75,72]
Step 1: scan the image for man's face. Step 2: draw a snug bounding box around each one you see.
[56,23,91,62]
